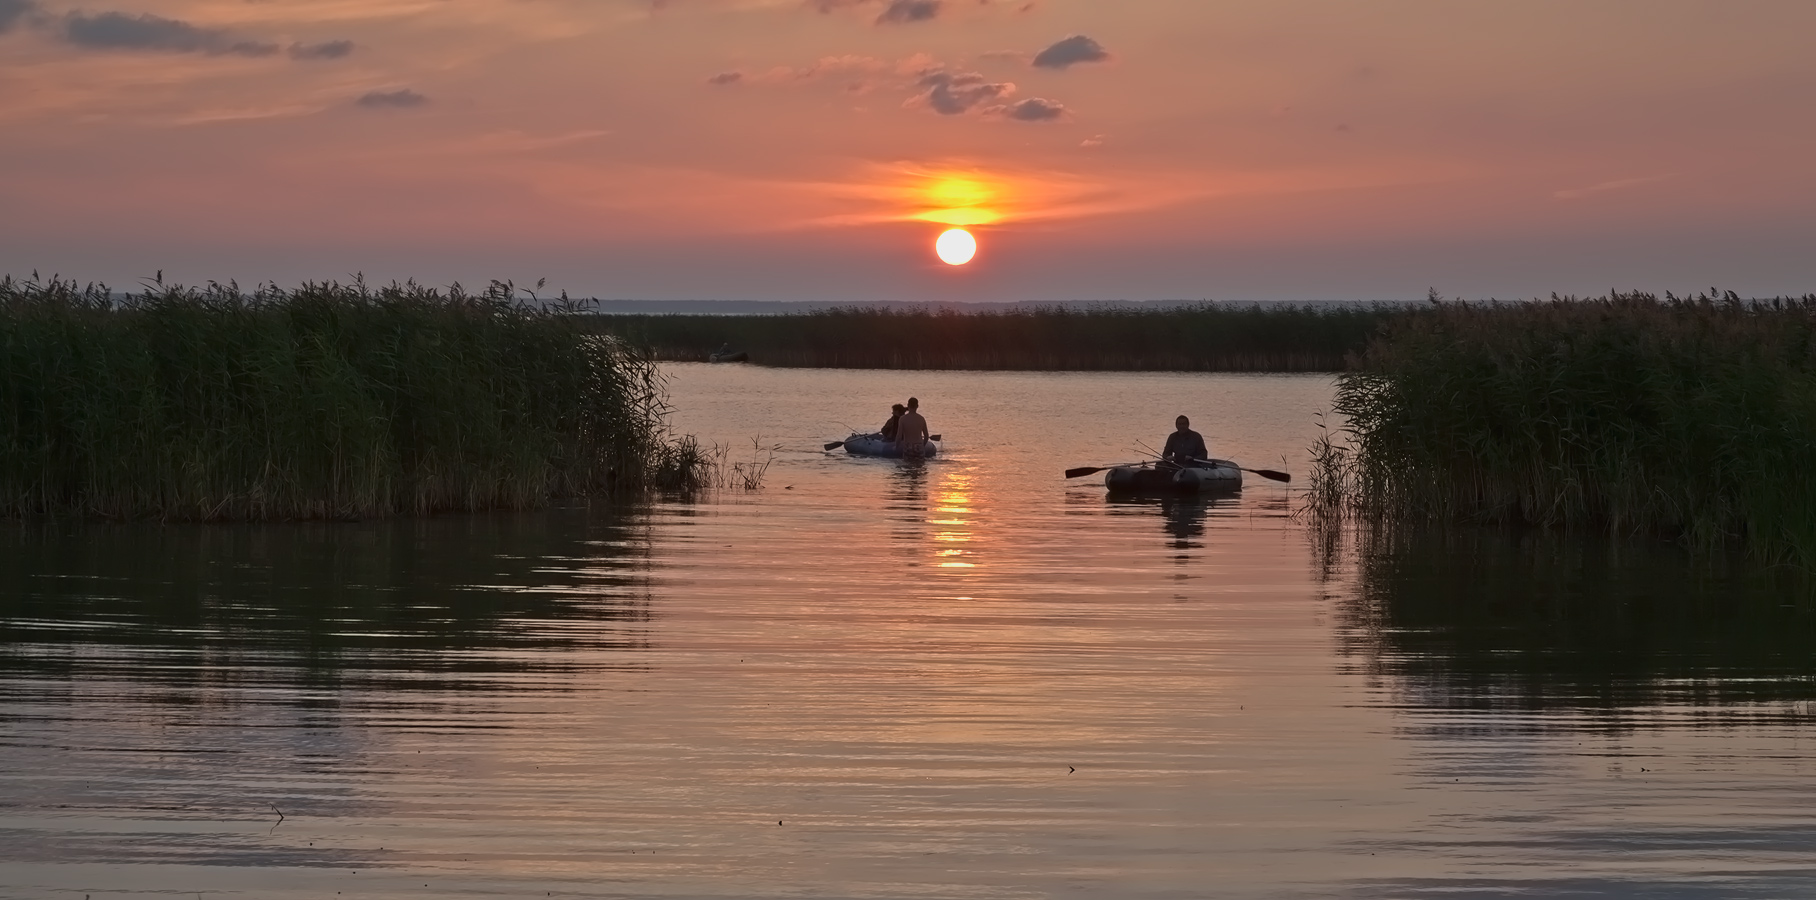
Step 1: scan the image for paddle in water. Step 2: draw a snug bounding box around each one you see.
[1065,463,1142,478]
[1192,458,1291,483]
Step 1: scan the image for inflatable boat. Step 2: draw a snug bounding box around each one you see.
[1104,460,1241,493]
[839,433,939,459]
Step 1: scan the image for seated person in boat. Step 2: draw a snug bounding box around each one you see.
[880,403,907,440]
[896,397,929,457]
[1161,415,1207,468]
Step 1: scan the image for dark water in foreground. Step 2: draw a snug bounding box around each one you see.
[3,367,1815,898]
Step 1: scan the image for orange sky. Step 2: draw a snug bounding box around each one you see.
[2,0,1813,301]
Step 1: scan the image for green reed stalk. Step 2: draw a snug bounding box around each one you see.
[0,275,709,520]
[585,303,1390,372]
[1310,290,1816,566]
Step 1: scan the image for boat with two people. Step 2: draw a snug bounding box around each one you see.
[824,396,941,458]
[824,432,941,459]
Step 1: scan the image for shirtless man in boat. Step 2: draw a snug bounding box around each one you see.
[896,397,929,458]
[1161,415,1207,468]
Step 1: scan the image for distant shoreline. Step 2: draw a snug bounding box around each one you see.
[583,298,1407,317]
[583,303,1392,372]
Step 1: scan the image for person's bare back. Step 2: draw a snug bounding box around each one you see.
[896,397,929,456]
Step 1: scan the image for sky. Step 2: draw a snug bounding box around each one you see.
[2,0,1813,303]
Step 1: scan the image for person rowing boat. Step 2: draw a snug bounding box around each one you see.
[1161,415,1207,468]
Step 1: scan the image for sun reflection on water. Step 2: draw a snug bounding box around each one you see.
[931,470,978,571]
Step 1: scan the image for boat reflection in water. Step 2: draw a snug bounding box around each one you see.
[1102,494,1226,568]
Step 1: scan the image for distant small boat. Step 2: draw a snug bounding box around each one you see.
[839,433,939,459]
[1105,460,1241,493]
[709,349,748,363]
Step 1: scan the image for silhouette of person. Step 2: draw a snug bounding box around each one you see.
[1161,415,1207,468]
[896,397,929,458]
[880,403,906,441]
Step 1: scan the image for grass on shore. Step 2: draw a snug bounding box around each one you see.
[585,303,1392,372]
[1307,290,1816,567]
[0,275,714,520]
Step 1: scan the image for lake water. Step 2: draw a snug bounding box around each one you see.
[4,365,1815,899]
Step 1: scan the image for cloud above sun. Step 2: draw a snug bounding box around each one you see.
[0,3,356,63]
[357,88,428,109]
[809,0,943,26]
[705,27,1109,124]
[62,10,279,56]
[710,53,1074,123]
[0,0,34,33]
[999,97,1064,121]
[1031,34,1108,69]
[875,0,940,24]
[911,68,1014,115]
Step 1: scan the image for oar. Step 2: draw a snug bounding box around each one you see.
[1065,463,1143,479]
[1194,458,1291,483]
[825,434,942,451]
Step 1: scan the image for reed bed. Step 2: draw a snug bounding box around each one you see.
[585,304,1390,371]
[1309,290,1816,566]
[0,275,711,520]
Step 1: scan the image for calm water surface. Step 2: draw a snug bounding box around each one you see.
[3,366,1815,898]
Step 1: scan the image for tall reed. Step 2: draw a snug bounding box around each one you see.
[1310,290,1816,566]
[0,275,706,520]
[587,303,1390,371]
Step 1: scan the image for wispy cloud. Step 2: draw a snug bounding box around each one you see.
[809,0,941,25]
[875,0,939,24]
[993,97,1065,121]
[289,40,354,61]
[47,9,355,62]
[62,11,278,56]
[910,69,1015,115]
[1553,174,1674,200]
[356,88,428,109]
[0,0,35,34]
[728,54,894,85]
[714,53,1073,121]
[1031,34,1108,69]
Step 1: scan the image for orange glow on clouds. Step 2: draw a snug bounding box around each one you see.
[918,176,1002,226]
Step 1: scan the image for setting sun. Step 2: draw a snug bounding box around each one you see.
[936,228,977,266]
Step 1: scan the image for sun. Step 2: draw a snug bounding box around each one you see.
[935,228,977,266]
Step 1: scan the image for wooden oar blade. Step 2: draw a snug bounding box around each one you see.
[1064,466,1104,479]
[823,441,845,451]
[929,434,941,441]
[1250,468,1291,483]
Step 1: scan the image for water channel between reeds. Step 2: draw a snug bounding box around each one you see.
[4,366,1815,899]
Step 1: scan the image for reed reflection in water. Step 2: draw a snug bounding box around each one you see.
[1329,524,1816,898]
[1,367,1815,898]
